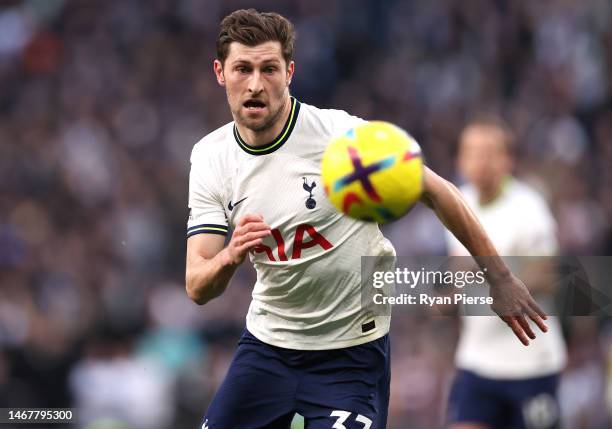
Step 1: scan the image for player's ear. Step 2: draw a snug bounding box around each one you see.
[286,61,295,86]
[214,59,225,86]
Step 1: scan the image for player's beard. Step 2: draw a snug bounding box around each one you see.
[235,93,289,133]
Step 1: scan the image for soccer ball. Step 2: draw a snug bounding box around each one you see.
[321,121,423,223]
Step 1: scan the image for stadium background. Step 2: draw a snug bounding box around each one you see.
[0,0,611,427]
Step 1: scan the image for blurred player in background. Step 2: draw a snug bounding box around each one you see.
[186,9,548,429]
[446,116,567,429]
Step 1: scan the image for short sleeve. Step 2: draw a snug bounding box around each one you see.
[187,146,228,238]
[329,109,367,137]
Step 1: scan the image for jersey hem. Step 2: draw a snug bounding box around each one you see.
[456,363,565,380]
[245,320,390,351]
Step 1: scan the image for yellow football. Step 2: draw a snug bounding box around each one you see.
[321,121,423,223]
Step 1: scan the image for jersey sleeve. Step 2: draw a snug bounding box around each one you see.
[329,109,367,137]
[187,144,228,238]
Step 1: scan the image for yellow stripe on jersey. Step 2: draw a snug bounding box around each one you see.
[186,223,228,238]
[233,97,301,156]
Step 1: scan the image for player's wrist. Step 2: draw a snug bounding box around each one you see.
[219,247,242,268]
[487,269,514,288]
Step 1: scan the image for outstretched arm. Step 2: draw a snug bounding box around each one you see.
[419,167,548,345]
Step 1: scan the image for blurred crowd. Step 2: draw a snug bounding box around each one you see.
[0,0,611,428]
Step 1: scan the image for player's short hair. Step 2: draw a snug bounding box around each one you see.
[463,113,516,155]
[217,9,295,67]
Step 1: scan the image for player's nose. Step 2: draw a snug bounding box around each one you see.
[248,71,264,94]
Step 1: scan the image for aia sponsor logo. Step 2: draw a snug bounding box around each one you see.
[254,223,332,261]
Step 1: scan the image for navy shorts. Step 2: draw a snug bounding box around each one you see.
[447,369,560,429]
[201,330,390,429]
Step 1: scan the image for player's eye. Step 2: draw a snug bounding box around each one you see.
[263,66,277,74]
[236,66,250,74]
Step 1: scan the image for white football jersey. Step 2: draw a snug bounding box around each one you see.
[446,179,567,378]
[188,97,395,350]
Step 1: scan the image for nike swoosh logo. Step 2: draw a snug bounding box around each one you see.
[228,197,247,211]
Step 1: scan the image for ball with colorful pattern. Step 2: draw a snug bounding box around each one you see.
[321,121,424,223]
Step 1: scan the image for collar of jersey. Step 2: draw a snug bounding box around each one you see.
[478,176,512,208]
[233,97,300,156]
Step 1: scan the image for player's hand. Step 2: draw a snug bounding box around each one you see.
[221,214,271,266]
[489,273,548,346]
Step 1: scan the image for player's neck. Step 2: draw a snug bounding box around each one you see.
[235,97,292,147]
[478,176,510,206]
[479,190,501,206]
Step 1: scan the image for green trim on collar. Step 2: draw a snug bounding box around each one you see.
[478,176,512,207]
[233,97,300,156]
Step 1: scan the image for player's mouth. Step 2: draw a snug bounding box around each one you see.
[243,99,267,113]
